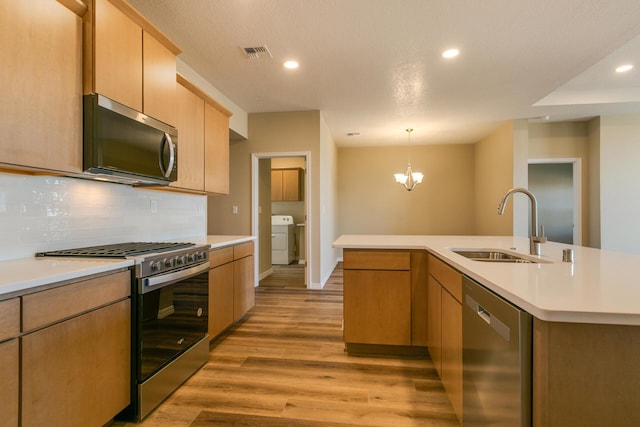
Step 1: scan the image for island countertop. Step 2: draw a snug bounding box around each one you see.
[333,234,640,326]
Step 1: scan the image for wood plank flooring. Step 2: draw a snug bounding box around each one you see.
[259,264,306,288]
[114,263,459,426]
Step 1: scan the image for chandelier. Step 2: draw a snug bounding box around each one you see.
[394,128,423,191]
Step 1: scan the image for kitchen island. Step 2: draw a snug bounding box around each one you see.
[334,235,640,426]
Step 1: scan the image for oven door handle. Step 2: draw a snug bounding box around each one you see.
[141,261,210,293]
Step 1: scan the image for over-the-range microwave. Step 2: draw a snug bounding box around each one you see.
[83,93,178,186]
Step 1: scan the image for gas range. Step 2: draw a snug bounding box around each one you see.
[36,241,210,278]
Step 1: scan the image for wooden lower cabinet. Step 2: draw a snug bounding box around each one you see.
[233,253,255,319]
[427,254,463,423]
[209,262,234,338]
[0,339,19,427]
[21,299,130,427]
[440,289,462,421]
[20,271,131,427]
[342,249,427,351]
[208,241,255,339]
[533,319,640,426]
[426,276,442,372]
[344,269,411,345]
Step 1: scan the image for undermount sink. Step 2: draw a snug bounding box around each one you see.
[451,248,546,264]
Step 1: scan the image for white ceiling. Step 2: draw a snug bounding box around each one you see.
[129,0,640,147]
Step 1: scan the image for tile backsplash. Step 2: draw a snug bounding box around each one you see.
[0,173,206,261]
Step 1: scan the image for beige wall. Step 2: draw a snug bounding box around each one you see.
[598,114,640,254]
[587,117,601,248]
[258,158,272,276]
[320,114,340,284]
[337,143,475,235]
[208,110,339,288]
[474,122,516,235]
[528,121,591,246]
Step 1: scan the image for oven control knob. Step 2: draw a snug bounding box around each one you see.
[164,257,174,268]
[176,255,186,265]
[187,253,196,262]
[151,261,162,272]
[198,251,207,260]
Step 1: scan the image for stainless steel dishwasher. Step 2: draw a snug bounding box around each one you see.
[462,275,532,426]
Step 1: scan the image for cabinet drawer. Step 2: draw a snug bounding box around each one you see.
[233,241,254,260]
[22,270,130,332]
[0,298,20,342]
[210,246,234,268]
[344,250,410,270]
[428,254,462,303]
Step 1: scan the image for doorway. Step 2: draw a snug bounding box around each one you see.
[251,152,311,288]
[528,158,582,245]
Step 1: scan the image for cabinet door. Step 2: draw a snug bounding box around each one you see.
[93,0,143,111]
[344,270,411,345]
[271,169,283,201]
[143,31,177,125]
[173,82,205,190]
[21,300,131,427]
[209,262,234,338]
[204,102,230,194]
[0,339,19,427]
[427,276,442,373]
[282,169,301,201]
[233,255,255,320]
[0,0,82,173]
[441,289,463,421]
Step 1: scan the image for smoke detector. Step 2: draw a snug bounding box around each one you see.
[242,45,273,60]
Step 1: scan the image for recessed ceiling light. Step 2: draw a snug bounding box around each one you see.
[616,64,633,73]
[284,60,299,69]
[442,48,459,59]
[347,132,360,136]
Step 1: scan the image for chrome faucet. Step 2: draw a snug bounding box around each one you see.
[497,187,547,256]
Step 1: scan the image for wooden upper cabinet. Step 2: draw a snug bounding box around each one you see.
[85,0,180,125]
[143,31,177,126]
[173,81,205,191]
[92,0,143,112]
[272,168,304,201]
[174,75,232,195]
[204,102,230,194]
[0,0,82,173]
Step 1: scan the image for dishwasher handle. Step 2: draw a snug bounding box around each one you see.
[465,294,511,342]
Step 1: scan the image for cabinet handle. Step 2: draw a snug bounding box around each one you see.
[159,133,176,178]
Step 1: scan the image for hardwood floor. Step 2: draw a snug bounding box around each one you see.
[259,263,306,288]
[114,263,459,426]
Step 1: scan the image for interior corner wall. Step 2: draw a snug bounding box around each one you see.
[587,118,601,249]
[598,114,640,254]
[319,113,340,286]
[258,158,272,277]
[474,122,516,236]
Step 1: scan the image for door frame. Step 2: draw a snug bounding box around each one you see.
[251,151,311,288]
[528,157,582,245]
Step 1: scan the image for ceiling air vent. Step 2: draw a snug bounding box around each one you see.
[242,45,273,60]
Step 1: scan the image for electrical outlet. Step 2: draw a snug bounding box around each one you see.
[232,206,238,215]
[150,199,157,214]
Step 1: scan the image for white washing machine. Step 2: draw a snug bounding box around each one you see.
[272,215,295,265]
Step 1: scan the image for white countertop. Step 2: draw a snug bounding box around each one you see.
[333,234,640,326]
[0,235,254,300]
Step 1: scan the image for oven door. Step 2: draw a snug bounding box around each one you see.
[137,261,209,382]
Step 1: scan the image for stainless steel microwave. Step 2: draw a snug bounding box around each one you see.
[83,94,178,186]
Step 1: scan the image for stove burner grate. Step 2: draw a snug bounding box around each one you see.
[35,242,195,259]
